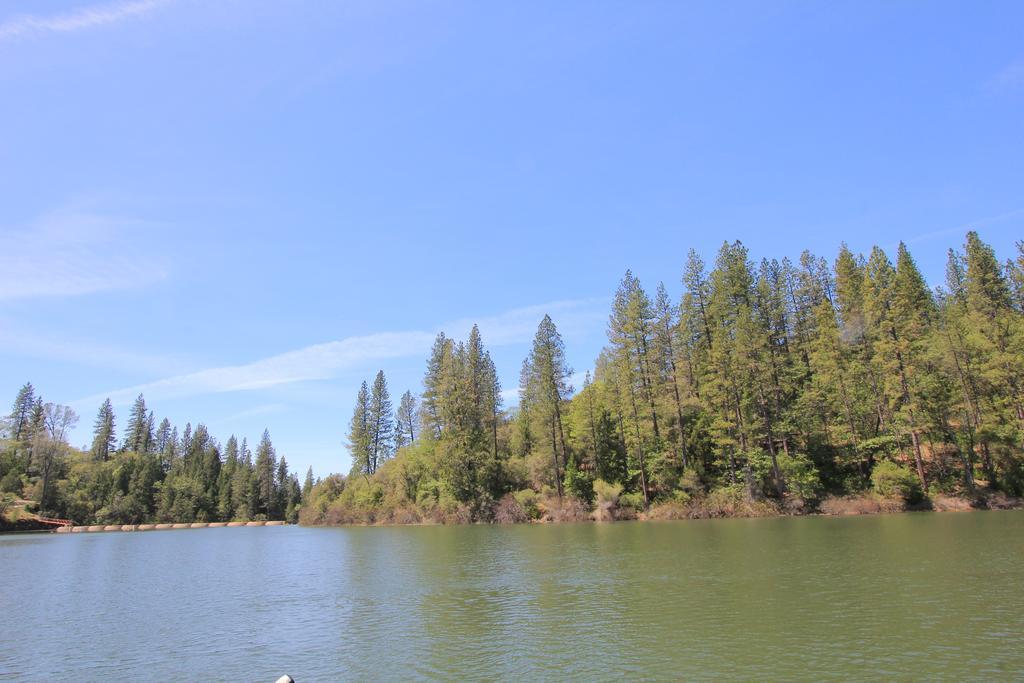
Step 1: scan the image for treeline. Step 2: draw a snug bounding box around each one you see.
[1,390,309,525]
[303,231,1024,524]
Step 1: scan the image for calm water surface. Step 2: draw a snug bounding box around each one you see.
[2,511,1023,681]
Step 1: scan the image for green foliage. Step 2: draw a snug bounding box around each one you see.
[749,450,823,501]
[871,461,924,504]
[776,453,823,501]
[593,478,622,506]
[1,469,23,494]
[512,488,541,519]
[562,455,594,503]
[619,491,645,511]
[0,386,302,525]
[11,231,1024,528]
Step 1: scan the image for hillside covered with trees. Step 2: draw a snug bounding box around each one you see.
[5,231,1023,528]
[303,231,1024,524]
[1,390,307,526]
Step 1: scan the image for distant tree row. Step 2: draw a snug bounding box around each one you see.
[1,389,307,524]
[308,231,1024,524]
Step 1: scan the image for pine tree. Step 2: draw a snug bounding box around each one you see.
[421,333,453,439]
[522,315,572,500]
[1007,240,1024,311]
[653,282,689,468]
[608,271,668,503]
[703,241,756,488]
[609,270,661,444]
[394,390,417,451]
[7,382,36,442]
[303,466,314,502]
[965,231,1024,431]
[232,437,255,519]
[428,326,503,506]
[807,298,868,477]
[218,436,239,520]
[254,429,277,517]
[276,456,290,518]
[939,248,983,488]
[154,418,172,458]
[143,411,155,454]
[123,394,149,452]
[29,397,45,441]
[863,244,930,488]
[163,426,179,472]
[368,371,394,473]
[180,423,193,458]
[91,398,116,461]
[348,381,372,476]
[483,350,502,464]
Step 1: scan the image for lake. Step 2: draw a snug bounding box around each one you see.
[2,511,1022,681]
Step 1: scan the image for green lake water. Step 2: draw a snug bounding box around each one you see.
[2,511,1022,681]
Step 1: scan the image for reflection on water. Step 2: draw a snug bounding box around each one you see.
[2,511,1023,681]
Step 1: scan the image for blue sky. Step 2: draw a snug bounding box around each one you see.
[1,0,1022,479]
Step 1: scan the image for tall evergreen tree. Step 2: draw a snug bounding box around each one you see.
[7,382,36,442]
[276,456,290,518]
[348,381,372,476]
[863,244,930,488]
[653,282,689,468]
[154,418,172,458]
[522,315,572,500]
[394,390,417,451]
[421,333,453,439]
[122,394,149,452]
[254,429,277,517]
[368,370,395,473]
[303,466,314,502]
[91,398,116,462]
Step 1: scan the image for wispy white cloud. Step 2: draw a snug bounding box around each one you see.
[0,317,189,376]
[222,403,289,422]
[445,298,608,346]
[79,298,609,406]
[78,331,436,408]
[0,0,174,41]
[986,58,1024,92]
[0,206,168,300]
[902,207,1024,247]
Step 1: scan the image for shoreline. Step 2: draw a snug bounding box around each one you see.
[0,520,289,536]
[8,496,1022,535]
[300,492,1024,528]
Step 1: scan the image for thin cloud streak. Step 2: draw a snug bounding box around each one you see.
[899,208,1024,248]
[222,403,289,422]
[80,298,609,407]
[0,0,173,41]
[0,319,190,376]
[0,207,169,300]
[986,58,1024,93]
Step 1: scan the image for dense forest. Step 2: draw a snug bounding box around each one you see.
[4,231,1023,528]
[0,390,307,526]
[302,231,1024,524]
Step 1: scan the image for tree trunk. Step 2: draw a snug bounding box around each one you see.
[627,381,649,505]
[668,356,689,469]
[550,418,563,501]
[892,328,927,490]
[633,333,661,441]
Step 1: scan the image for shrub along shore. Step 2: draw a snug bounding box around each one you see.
[299,470,1024,527]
